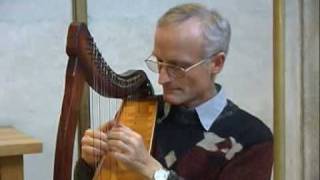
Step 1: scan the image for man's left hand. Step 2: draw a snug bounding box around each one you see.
[106,124,162,179]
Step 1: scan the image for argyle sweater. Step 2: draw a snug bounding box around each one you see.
[153,99,273,180]
[74,99,273,180]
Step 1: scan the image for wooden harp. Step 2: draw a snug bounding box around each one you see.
[54,22,158,180]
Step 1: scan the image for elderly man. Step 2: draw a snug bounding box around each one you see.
[75,3,273,180]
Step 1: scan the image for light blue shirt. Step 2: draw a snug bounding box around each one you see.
[195,86,227,131]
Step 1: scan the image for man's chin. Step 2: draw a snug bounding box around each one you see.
[163,93,181,105]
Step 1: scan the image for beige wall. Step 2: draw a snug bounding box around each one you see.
[0,0,318,180]
[301,0,319,179]
[285,0,319,179]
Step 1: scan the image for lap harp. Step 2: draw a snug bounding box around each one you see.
[54,22,158,180]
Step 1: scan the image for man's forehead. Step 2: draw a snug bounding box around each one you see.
[151,53,195,66]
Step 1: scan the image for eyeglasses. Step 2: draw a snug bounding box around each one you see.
[144,55,211,79]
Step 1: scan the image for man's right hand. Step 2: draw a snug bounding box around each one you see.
[80,120,115,167]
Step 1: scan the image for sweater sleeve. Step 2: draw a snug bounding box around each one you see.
[73,158,95,180]
[218,141,273,180]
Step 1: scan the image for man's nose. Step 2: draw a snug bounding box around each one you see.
[158,67,171,85]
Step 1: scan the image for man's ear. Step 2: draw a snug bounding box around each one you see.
[210,52,225,74]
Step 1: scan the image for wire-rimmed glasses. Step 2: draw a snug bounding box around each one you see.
[144,55,211,79]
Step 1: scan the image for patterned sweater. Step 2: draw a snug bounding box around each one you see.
[74,99,273,180]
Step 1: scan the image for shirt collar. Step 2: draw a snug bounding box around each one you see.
[195,84,227,131]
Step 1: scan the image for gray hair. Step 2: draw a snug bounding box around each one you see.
[157,3,231,57]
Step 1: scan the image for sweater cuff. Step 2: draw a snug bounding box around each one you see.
[167,170,184,180]
[74,158,95,180]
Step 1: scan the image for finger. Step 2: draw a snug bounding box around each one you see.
[109,124,137,138]
[84,129,108,141]
[109,126,145,149]
[111,151,131,165]
[114,125,142,140]
[107,139,131,154]
[99,120,117,132]
[81,135,108,152]
[114,125,145,146]
[107,130,133,146]
[82,145,106,157]
[112,123,132,132]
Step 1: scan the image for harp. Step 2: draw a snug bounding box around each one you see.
[53,22,158,180]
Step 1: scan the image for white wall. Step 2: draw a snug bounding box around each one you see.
[0,1,273,180]
[0,0,71,179]
[87,0,273,126]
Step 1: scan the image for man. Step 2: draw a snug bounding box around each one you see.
[75,3,273,180]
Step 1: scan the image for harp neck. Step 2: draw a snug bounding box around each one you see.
[66,22,154,98]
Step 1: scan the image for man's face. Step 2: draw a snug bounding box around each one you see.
[153,19,216,108]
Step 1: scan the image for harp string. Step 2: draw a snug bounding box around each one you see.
[88,34,144,179]
[89,41,124,179]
